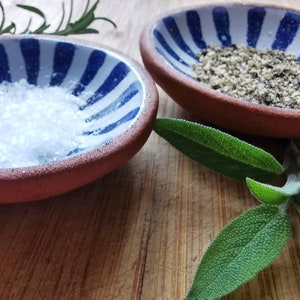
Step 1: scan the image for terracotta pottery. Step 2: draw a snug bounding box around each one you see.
[0,36,158,203]
[140,3,300,138]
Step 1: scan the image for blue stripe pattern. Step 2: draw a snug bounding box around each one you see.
[153,5,300,77]
[85,81,141,122]
[72,49,106,96]
[50,42,76,86]
[0,37,144,158]
[20,38,40,85]
[272,12,300,51]
[0,44,11,83]
[163,16,197,59]
[247,7,266,48]
[186,10,207,50]
[213,7,231,46]
[83,107,140,136]
[80,61,130,109]
[154,29,189,67]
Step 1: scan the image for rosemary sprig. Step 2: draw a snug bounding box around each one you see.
[17,4,50,34]
[53,0,117,35]
[0,0,116,36]
[0,2,16,34]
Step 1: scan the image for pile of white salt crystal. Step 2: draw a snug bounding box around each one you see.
[0,79,89,168]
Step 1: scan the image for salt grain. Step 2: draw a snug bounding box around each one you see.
[0,80,89,168]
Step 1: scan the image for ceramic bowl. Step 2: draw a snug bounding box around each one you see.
[0,36,158,203]
[140,3,300,138]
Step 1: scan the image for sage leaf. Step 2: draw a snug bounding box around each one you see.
[247,177,300,205]
[185,205,291,300]
[154,118,283,181]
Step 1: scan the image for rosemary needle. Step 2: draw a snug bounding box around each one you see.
[0,0,116,36]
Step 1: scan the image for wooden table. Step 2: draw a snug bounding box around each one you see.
[0,0,299,299]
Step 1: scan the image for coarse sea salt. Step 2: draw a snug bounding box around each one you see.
[0,80,89,168]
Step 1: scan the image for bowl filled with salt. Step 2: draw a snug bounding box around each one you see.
[140,3,300,138]
[0,35,158,203]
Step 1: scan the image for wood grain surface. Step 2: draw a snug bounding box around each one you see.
[0,0,300,299]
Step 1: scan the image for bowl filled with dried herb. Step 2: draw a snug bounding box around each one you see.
[140,3,300,138]
[0,35,158,203]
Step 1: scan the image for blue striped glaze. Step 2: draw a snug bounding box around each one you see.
[83,107,140,136]
[212,7,231,46]
[0,44,11,83]
[247,7,266,48]
[186,10,207,50]
[20,38,40,85]
[153,5,300,77]
[80,61,130,109]
[85,81,141,122]
[153,29,190,67]
[0,37,144,160]
[272,12,300,51]
[50,42,76,86]
[163,16,197,59]
[72,49,106,96]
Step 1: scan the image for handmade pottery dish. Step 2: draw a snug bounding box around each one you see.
[140,3,300,138]
[0,36,158,203]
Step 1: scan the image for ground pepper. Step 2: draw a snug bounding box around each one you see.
[191,44,300,109]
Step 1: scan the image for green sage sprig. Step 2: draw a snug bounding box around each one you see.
[154,117,298,299]
[0,0,116,36]
[185,205,290,300]
[154,118,283,182]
